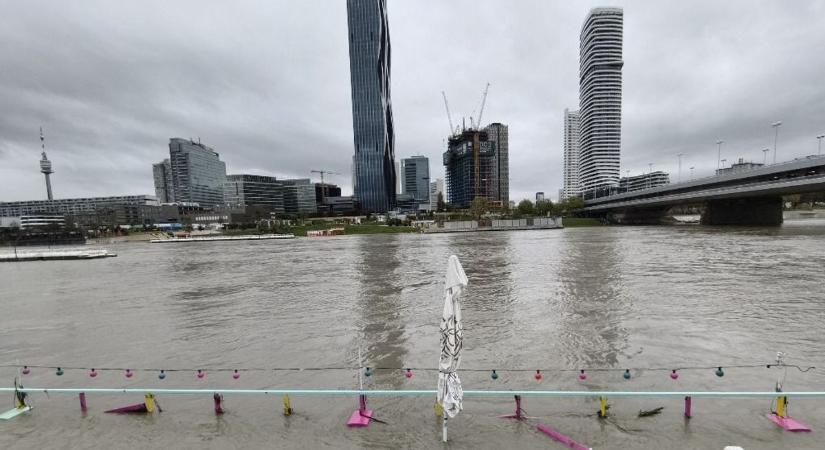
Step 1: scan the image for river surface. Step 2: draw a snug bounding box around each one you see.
[2,222,825,449]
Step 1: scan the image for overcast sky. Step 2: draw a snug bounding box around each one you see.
[1,0,824,202]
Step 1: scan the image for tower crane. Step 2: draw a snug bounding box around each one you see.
[311,169,340,203]
[441,91,456,137]
[476,82,490,130]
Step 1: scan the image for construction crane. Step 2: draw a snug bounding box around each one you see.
[476,82,491,130]
[311,169,340,203]
[441,91,456,137]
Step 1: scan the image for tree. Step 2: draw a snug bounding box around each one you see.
[535,199,554,216]
[437,191,446,212]
[517,199,535,216]
[557,197,584,215]
[500,200,511,216]
[469,197,490,220]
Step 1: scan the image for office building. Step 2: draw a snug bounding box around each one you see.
[401,156,430,204]
[315,183,342,205]
[536,192,545,202]
[0,195,159,228]
[561,108,581,199]
[486,123,510,206]
[620,171,670,192]
[395,161,402,195]
[168,138,227,207]
[579,7,623,190]
[395,193,418,212]
[347,0,396,212]
[429,178,444,211]
[0,214,65,229]
[716,158,764,176]
[281,179,317,215]
[152,159,175,203]
[318,196,359,215]
[224,174,285,214]
[443,123,509,208]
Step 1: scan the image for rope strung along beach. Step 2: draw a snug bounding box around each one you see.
[1,361,816,380]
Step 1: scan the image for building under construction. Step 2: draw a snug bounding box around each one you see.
[443,123,509,209]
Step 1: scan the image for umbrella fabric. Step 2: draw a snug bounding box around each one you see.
[437,255,468,419]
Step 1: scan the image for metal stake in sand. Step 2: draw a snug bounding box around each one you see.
[347,346,371,427]
[767,352,811,432]
[500,395,525,420]
[79,392,88,412]
[213,393,224,414]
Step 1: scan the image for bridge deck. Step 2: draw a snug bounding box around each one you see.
[583,155,825,211]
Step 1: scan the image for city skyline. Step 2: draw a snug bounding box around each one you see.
[1,1,825,203]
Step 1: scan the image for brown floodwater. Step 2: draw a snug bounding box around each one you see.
[1,222,824,449]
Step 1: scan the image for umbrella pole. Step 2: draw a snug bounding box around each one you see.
[442,416,448,442]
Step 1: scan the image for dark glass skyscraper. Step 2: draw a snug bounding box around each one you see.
[168,138,227,207]
[347,0,396,212]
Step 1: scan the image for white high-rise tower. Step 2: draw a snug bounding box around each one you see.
[578,7,623,191]
[562,108,581,199]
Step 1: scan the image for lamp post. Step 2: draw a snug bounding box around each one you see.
[716,140,724,170]
[817,134,824,156]
[771,121,782,164]
[762,148,770,165]
[677,153,684,183]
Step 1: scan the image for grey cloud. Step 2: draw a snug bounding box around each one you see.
[1,0,823,202]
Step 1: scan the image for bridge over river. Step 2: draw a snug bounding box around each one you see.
[582,155,825,225]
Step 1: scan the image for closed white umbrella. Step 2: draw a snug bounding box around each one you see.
[437,255,468,442]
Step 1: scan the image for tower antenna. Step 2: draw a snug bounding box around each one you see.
[39,126,54,200]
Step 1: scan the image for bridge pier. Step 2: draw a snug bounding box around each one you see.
[701,197,783,226]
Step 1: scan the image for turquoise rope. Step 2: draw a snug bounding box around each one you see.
[1,388,824,398]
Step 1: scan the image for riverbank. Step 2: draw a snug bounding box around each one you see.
[0,247,116,262]
[150,233,294,243]
[290,223,417,236]
[560,217,604,227]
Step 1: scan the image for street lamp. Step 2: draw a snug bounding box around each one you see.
[762,148,770,165]
[817,134,825,156]
[677,153,684,183]
[716,140,724,170]
[771,121,782,164]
